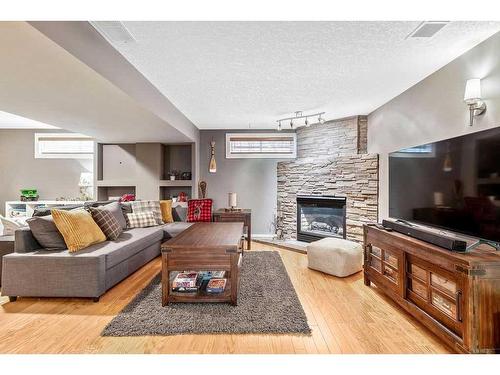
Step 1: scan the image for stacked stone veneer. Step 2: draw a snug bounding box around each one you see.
[277,116,378,243]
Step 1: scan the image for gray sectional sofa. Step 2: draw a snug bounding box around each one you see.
[1,220,192,302]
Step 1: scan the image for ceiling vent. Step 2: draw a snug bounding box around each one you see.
[90,21,136,44]
[407,21,450,38]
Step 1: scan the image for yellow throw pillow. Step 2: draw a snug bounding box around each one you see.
[51,209,106,252]
[160,200,174,223]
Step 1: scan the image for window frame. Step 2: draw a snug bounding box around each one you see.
[225,132,297,159]
[34,133,94,159]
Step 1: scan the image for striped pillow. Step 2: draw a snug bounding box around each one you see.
[51,209,106,252]
[126,212,157,228]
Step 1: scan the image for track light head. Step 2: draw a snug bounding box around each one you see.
[277,121,282,131]
[290,119,294,129]
[305,117,310,127]
[318,115,325,124]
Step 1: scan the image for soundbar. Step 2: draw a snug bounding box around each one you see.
[382,219,467,252]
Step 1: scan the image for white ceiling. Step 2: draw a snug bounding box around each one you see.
[0,22,195,143]
[105,21,500,129]
[0,110,58,129]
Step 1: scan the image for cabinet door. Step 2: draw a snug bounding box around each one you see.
[406,255,464,337]
[365,243,403,294]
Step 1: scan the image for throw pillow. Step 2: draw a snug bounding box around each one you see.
[33,204,83,217]
[172,205,188,222]
[160,200,174,223]
[131,200,163,225]
[126,212,157,228]
[89,206,123,240]
[91,201,127,230]
[26,215,67,250]
[187,199,213,222]
[0,215,26,236]
[51,209,106,252]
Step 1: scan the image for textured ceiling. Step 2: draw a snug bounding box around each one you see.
[104,21,500,129]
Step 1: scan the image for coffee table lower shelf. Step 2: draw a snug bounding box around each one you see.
[161,252,242,306]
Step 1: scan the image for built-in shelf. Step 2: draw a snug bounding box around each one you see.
[477,177,500,185]
[158,180,193,187]
[95,142,195,201]
[96,180,137,187]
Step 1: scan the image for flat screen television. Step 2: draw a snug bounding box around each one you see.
[389,126,500,246]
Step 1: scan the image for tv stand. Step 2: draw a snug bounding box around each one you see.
[364,224,500,353]
[466,239,500,252]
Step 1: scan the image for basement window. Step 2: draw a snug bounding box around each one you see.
[225,133,297,159]
[34,133,94,159]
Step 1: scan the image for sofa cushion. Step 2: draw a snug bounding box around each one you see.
[26,215,67,250]
[162,222,194,240]
[92,201,127,230]
[172,205,187,222]
[32,204,83,217]
[131,200,163,225]
[89,206,123,240]
[160,200,174,223]
[126,212,158,228]
[51,209,106,252]
[187,199,213,222]
[79,226,164,268]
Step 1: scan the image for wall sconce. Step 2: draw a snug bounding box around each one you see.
[209,141,217,173]
[464,78,486,126]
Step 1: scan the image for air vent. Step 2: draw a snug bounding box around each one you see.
[407,21,449,38]
[90,21,136,44]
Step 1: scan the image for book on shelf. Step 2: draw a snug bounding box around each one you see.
[206,278,227,293]
[172,271,198,290]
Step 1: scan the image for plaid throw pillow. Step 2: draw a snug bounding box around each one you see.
[131,200,163,225]
[187,199,213,222]
[89,206,123,241]
[126,212,157,228]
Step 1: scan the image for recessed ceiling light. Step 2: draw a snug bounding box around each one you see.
[407,21,450,39]
[90,21,136,44]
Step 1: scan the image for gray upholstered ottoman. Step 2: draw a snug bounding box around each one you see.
[307,237,363,277]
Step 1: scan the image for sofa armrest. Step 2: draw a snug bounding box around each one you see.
[14,227,42,253]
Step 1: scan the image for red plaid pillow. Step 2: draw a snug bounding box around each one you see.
[187,199,213,222]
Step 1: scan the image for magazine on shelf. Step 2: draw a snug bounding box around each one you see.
[206,278,227,293]
[172,271,198,289]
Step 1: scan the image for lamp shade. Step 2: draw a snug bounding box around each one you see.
[464,78,482,104]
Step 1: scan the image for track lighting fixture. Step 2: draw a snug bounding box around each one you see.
[276,111,326,130]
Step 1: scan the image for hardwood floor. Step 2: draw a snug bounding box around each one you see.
[0,242,451,354]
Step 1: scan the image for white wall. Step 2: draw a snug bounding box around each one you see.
[368,31,500,219]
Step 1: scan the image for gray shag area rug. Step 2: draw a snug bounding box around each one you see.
[102,251,311,336]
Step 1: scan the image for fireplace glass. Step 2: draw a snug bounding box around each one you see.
[296,195,347,242]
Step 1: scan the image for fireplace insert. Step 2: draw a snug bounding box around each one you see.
[296,195,347,242]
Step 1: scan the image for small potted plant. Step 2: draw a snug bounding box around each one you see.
[169,170,180,181]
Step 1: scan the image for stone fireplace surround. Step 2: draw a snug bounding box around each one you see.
[277,116,378,243]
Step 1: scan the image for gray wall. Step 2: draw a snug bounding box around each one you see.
[368,31,500,219]
[0,129,93,215]
[199,130,285,235]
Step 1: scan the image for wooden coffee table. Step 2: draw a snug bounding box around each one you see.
[161,222,244,306]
